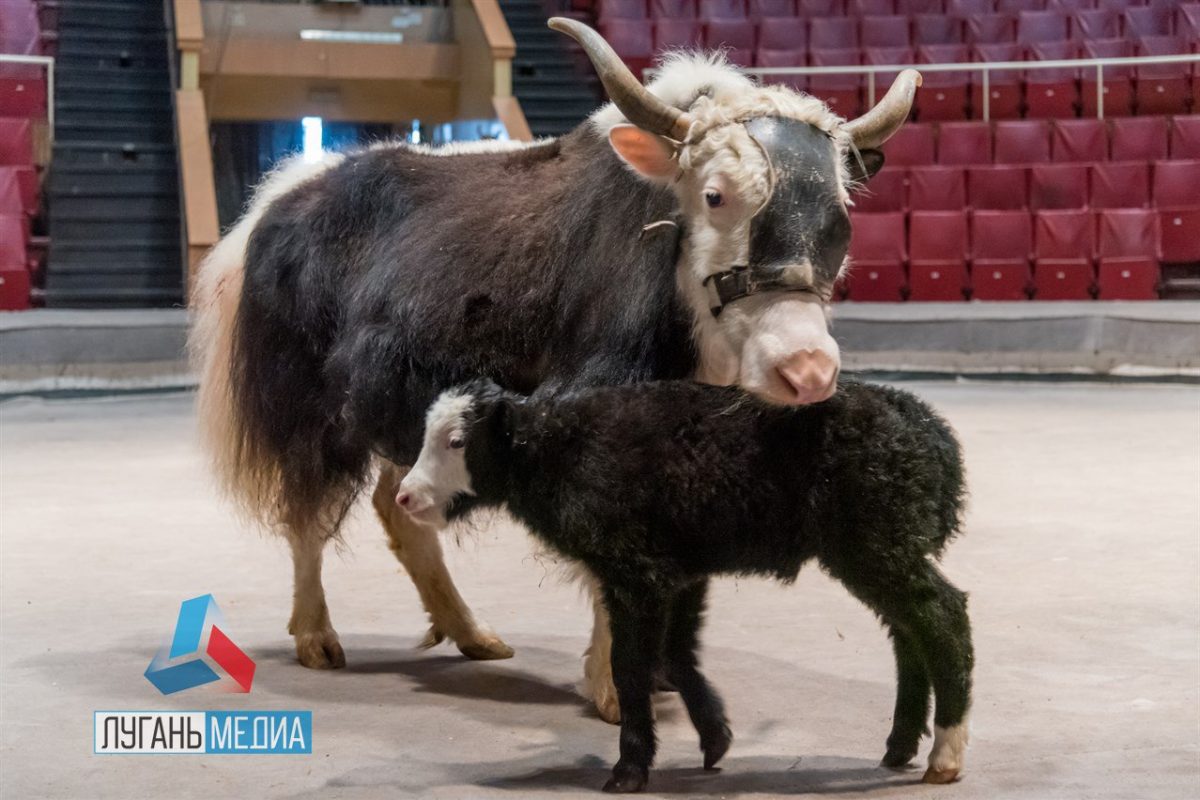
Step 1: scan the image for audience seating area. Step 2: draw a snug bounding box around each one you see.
[0,0,48,310]
[590,0,1199,119]
[843,116,1199,300]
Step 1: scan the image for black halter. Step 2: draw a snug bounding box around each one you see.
[703,264,828,317]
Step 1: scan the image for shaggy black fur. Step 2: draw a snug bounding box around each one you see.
[444,379,972,793]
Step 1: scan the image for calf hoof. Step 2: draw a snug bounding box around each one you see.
[701,722,733,770]
[602,764,648,793]
[881,746,918,769]
[922,767,960,785]
[294,630,346,670]
[456,631,514,661]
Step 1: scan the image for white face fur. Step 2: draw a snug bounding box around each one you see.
[395,391,475,528]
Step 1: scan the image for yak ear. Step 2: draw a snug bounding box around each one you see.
[847,148,886,184]
[483,395,516,445]
[609,125,677,181]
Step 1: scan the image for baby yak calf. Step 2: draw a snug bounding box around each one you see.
[396,379,972,793]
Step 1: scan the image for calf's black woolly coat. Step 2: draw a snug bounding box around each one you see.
[446,379,973,792]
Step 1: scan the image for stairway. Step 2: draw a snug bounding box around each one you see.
[43,0,183,308]
[500,1,602,139]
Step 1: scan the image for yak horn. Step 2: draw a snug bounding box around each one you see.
[549,17,693,141]
[843,69,923,150]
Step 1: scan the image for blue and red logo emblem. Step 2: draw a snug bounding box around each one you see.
[145,594,255,695]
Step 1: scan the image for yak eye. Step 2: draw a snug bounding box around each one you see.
[705,190,724,208]
[448,436,464,450]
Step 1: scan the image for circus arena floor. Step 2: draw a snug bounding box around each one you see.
[1,381,1197,799]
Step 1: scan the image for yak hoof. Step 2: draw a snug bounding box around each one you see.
[457,631,514,661]
[922,767,961,785]
[702,723,733,770]
[602,764,648,793]
[295,630,346,670]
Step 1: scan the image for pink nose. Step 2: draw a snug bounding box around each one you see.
[396,491,412,508]
[775,350,839,404]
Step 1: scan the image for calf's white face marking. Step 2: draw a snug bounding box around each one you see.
[395,391,475,528]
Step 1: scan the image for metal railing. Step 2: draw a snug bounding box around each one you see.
[0,53,55,138]
[743,53,1200,122]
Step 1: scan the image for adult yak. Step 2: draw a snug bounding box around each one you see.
[190,18,920,721]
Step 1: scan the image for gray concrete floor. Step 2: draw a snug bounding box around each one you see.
[1,383,1198,800]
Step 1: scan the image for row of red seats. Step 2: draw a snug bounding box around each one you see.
[882,116,1200,165]
[597,0,1180,22]
[601,2,1198,46]
[856,160,1200,212]
[844,207,1190,299]
[0,0,47,119]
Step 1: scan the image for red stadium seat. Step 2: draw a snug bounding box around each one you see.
[0,214,28,267]
[706,19,756,64]
[602,20,654,74]
[797,0,844,14]
[0,165,36,217]
[864,46,915,88]
[995,120,1052,164]
[967,15,1018,44]
[1153,161,1200,209]
[972,43,1024,120]
[909,211,969,300]
[847,211,908,301]
[651,0,698,17]
[1017,11,1070,43]
[654,18,703,49]
[1080,39,1134,117]
[0,173,21,217]
[1122,5,1172,38]
[849,0,896,14]
[757,17,807,51]
[898,0,945,13]
[1048,0,1092,12]
[909,165,967,210]
[850,169,907,212]
[599,0,649,20]
[1178,4,1200,39]
[1097,209,1159,299]
[939,121,992,165]
[0,119,33,166]
[1025,40,1080,119]
[969,165,1029,209]
[1033,209,1094,299]
[1072,9,1119,40]
[1110,117,1169,162]
[1000,0,1047,12]
[913,16,963,46]
[862,16,911,48]
[1159,209,1200,262]
[700,0,747,19]
[971,210,1033,300]
[1029,163,1089,209]
[1051,118,1107,162]
[1136,37,1190,116]
[916,45,971,121]
[1091,162,1151,209]
[756,48,807,89]
[748,0,796,18]
[950,0,992,17]
[1095,0,1136,11]
[810,18,859,50]
[883,123,937,166]
[809,48,863,116]
[1169,116,1200,159]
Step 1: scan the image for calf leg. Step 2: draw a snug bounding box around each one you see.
[372,463,512,660]
[287,530,345,669]
[881,628,932,768]
[603,584,665,794]
[663,579,732,770]
[834,560,973,785]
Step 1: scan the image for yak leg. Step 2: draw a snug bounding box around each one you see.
[372,463,513,660]
[287,530,346,669]
[584,575,623,724]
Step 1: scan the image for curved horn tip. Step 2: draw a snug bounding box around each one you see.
[547,16,570,32]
